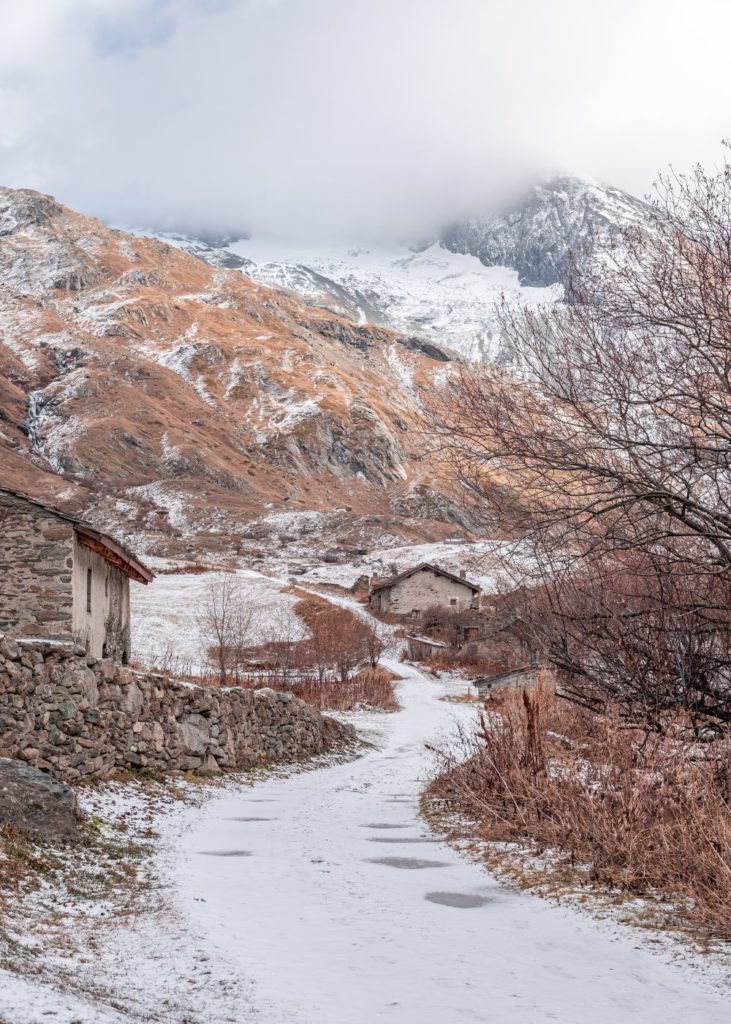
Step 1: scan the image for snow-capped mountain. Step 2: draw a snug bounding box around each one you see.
[441,176,651,287]
[151,237,560,364]
[225,240,560,363]
[159,177,650,362]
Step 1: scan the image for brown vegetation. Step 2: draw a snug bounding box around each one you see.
[290,666,400,713]
[191,580,397,710]
[428,684,731,941]
[0,186,466,556]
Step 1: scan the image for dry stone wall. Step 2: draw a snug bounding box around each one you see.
[0,635,354,782]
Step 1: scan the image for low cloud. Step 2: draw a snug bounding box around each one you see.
[1,0,729,239]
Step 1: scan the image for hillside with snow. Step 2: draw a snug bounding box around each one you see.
[0,176,653,558]
[224,240,559,364]
[0,186,477,559]
[157,177,650,364]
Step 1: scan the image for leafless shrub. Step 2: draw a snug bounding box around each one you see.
[290,666,399,713]
[428,685,731,940]
[294,597,387,681]
[196,576,261,685]
[133,639,195,679]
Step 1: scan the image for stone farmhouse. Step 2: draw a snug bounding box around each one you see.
[0,489,152,661]
[368,563,480,618]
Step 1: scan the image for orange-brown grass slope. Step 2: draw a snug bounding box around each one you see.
[0,187,465,550]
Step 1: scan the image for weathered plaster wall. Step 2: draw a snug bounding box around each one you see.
[0,636,354,782]
[0,493,75,639]
[72,537,131,661]
[379,570,478,615]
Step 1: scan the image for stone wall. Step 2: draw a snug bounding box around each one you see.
[0,493,75,640]
[0,635,354,782]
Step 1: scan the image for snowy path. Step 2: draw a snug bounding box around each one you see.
[171,663,728,1024]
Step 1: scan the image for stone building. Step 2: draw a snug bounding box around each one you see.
[472,665,551,699]
[368,562,480,617]
[0,489,152,660]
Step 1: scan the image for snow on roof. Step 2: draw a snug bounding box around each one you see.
[405,634,449,648]
[370,562,480,594]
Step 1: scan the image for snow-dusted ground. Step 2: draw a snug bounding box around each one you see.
[131,568,306,674]
[172,664,727,1023]
[2,662,728,1022]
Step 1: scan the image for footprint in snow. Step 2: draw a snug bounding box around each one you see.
[366,857,448,869]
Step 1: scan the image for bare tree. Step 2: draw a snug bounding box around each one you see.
[294,598,379,684]
[361,618,390,668]
[427,159,731,731]
[197,576,260,685]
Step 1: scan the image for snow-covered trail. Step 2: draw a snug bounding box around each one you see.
[171,664,728,1024]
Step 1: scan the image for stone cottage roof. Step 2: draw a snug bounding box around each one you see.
[0,488,153,585]
[370,562,480,594]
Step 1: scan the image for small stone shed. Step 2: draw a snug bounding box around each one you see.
[368,562,480,617]
[473,665,542,699]
[405,634,449,661]
[0,488,152,660]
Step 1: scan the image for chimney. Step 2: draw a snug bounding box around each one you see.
[459,569,466,579]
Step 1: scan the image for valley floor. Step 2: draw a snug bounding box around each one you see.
[2,663,729,1023]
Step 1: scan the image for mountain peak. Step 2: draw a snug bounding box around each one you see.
[441,176,651,287]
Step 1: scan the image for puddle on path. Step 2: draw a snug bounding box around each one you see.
[367,837,439,844]
[424,892,491,909]
[224,817,276,823]
[366,857,448,870]
[360,823,410,830]
[198,850,253,857]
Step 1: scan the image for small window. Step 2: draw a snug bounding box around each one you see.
[450,598,457,607]
[86,568,92,613]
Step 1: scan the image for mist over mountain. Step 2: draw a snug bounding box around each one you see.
[2,2,729,241]
[152,175,652,362]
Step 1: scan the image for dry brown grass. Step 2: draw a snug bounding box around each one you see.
[289,667,400,713]
[427,685,731,941]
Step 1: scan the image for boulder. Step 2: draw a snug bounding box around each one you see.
[179,713,209,755]
[0,758,78,844]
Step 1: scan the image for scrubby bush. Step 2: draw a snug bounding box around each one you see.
[428,685,731,940]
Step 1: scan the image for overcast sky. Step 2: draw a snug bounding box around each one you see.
[0,0,729,239]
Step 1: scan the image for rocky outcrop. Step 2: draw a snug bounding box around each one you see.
[0,636,355,783]
[0,758,78,844]
[441,176,651,287]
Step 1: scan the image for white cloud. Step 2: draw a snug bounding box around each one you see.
[1,0,729,238]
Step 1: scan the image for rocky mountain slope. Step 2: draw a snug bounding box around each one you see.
[0,187,468,560]
[441,176,651,287]
[160,177,649,362]
[154,235,561,363]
